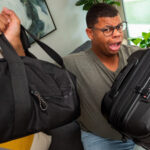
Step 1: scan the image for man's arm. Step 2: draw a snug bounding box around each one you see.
[0,7,25,56]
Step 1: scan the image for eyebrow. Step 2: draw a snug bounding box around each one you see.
[104,22,122,28]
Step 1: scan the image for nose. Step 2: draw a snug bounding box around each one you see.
[112,28,122,37]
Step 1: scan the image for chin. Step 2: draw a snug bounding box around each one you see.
[107,49,119,56]
[111,49,119,53]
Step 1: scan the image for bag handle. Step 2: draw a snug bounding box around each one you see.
[21,25,65,68]
[0,34,31,135]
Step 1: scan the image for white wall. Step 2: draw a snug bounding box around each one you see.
[29,0,89,62]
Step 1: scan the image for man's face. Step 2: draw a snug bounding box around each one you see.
[86,15,124,56]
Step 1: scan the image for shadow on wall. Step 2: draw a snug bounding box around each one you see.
[71,40,91,53]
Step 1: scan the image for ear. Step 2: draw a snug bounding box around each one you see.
[86,28,94,40]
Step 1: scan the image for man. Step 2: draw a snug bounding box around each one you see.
[63,3,144,150]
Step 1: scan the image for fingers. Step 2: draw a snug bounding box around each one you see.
[2,7,20,25]
[0,10,10,33]
[0,7,21,38]
[0,8,25,56]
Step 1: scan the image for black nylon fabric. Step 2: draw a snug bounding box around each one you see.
[46,121,84,150]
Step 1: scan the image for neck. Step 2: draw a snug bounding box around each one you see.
[92,48,119,72]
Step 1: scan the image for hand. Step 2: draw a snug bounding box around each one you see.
[0,8,25,56]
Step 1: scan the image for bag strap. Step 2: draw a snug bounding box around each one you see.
[21,25,65,68]
[0,34,31,135]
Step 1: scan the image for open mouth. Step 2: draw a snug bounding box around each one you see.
[109,42,121,51]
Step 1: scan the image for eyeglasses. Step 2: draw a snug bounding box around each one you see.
[91,21,127,37]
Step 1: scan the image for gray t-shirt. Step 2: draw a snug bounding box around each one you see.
[63,44,142,139]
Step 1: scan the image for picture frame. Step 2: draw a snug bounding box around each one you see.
[0,0,56,43]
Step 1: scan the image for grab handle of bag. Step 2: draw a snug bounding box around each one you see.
[0,33,31,135]
[21,25,65,68]
[110,57,138,97]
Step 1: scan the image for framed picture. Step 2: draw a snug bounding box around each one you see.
[0,0,56,43]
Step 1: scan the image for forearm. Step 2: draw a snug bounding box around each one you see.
[10,39,25,56]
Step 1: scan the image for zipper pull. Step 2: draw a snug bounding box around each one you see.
[31,90,48,111]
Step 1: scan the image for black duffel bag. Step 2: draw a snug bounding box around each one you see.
[0,26,80,143]
[101,49,150,150]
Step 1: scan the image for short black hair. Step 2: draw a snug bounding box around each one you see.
[86,3,119,28]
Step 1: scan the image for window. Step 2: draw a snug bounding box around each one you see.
[122,0,150,39]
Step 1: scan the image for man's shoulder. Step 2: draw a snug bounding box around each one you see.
[63,49,91,65]
[63,49,90,72]
[63,51,85,61]
[121,44,145,56]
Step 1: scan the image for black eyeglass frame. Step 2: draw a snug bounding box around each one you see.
[90,21,127,37]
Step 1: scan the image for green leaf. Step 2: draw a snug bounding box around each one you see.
[104,0,112,3]
[95,0,101,3]
[146,39,150,47]
[130,38,142,45]
[83,2,93,10]
[96,0,102,2]
[75,0,120,9]
[111,1,120,6]
[142,32,150,41]
[140,40,147,48]
[140,39,146,44]
[147,43,150,48]
[147,38,150,43]
[75,0,88,6]
[140,43,146,48]
[104,0,120,6]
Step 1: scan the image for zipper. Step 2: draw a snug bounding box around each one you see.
[31,90,48,111]
[122,77,150,128]
[121,94,140,127]
[109,85,136,129]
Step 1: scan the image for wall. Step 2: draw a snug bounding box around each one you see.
[29,0,89,62]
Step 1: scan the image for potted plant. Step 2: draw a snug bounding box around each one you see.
[129,32,150,48]
[75,0,120,11]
